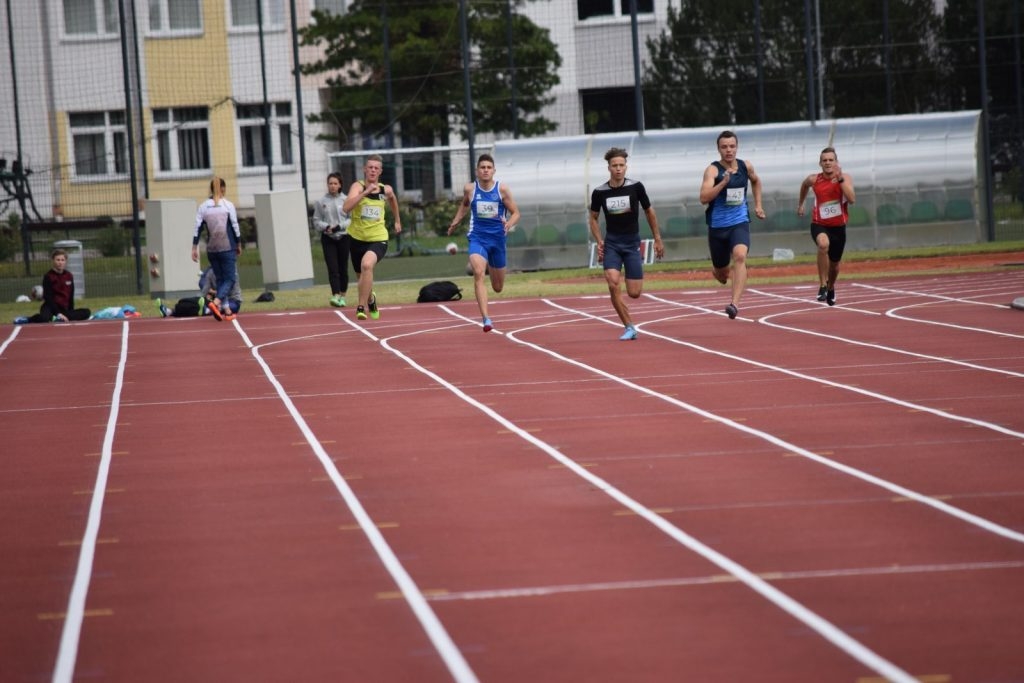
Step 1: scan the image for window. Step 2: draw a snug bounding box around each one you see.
[69,111,128,178]
[230,0,285,29]
[581,87,639,134]
[153,107,210,173]
[63,0,118,36]
[577,0,653,21]
[312,0,347,15]
[148,0,202,33]
[236,102,293,168]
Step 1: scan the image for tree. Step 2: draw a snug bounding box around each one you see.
[644,0,809,128]
[300,0,561,148]
[643,0,946,128]
[822,0,946,117]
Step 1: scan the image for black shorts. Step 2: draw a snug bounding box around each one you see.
[810,223,847,263]
[349,238,389,273]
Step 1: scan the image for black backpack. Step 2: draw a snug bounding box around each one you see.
[417,281,463,303]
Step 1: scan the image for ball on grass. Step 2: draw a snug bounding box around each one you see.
[446,242,458,255]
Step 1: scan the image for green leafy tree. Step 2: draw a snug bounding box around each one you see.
[644,0,946,128]
[942,0,1023,174]
[300,0,561,147]
[823,0,945,117]
[644,0,808,127]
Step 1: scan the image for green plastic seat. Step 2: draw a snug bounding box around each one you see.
[565,222,590,244]
[944,199,974,220]
[909,200,939,222]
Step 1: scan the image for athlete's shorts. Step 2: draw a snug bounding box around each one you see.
[603,233,644,280]
[810,223,847,263]
[349,237,388,273]
[707,223,751,269]
[468,232,507,269]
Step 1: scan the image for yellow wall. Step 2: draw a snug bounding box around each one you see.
[143,1,236,203]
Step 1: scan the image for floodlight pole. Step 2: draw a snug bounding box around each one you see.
[460,0,475,180]
[6,0,32,274]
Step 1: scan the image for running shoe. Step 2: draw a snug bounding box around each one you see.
[197,297,207,316]
[482,317,493,333]
[725,303,738,319]
[356,306,367,320]
[156,298,170,318]
[368,292,379,319]
[619,325,638,341]
[330,295,346,307]
[816,285,828,302]
[13,316,29,324]
[826,289,836,306]
[208,300,225,321]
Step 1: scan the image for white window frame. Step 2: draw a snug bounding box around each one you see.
[236,102,295,172]
[68,110,129,181]
[228,0,286,31]
[577,0,654,23]
[147,0,204,36]
[152,107,211,177]
[311,0,348,17]
[62,0,119,38]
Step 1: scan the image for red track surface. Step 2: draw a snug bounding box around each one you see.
[2,270,1023,682]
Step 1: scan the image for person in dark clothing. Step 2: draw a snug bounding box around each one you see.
[16,248,91,323]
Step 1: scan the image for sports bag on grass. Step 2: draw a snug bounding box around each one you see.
[417,281,462,303]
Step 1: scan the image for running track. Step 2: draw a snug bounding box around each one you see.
[2,270,1023,683]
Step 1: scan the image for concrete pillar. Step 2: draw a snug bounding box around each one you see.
[255,188,315,290]
[146,199,201,300]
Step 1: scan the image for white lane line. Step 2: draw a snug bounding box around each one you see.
[743,290,1024,377]
[0,324,21,354]
[231,313,480,683]
[52,322,130,683]
[426,307,919,682]
[539,298,1024,545]
[644,292,1024,415]
[428,560,1024,603]
[854,281,1015,308]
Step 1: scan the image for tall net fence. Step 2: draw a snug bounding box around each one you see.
[1,0,1022,303]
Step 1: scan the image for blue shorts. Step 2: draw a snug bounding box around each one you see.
[708,223,751,269]
[468,232,507,269]
[603,233,644,280]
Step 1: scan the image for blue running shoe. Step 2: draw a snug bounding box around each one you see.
[482,317,493,333]
[619,325,637,341]
[13,316,29,324]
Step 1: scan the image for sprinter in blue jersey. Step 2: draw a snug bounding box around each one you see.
[448,154,521,332]
[699,130,766,320]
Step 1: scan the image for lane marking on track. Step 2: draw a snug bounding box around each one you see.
[643,293,1024,417]
[52,321,130,683]
[222,311,481,683]
[392,307,921,682]
[0,325,20,354]
[854,281,1019,308]
[542,298,1024,545]
[425,560,1024,603]
[751,286,1024,346]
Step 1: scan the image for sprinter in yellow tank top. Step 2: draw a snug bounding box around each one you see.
[342,154,402,320]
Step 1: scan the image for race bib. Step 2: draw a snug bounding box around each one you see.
[605,196,630,214]
[725,187,745,206]
[361,205,382,221]
[819,200,842,220]
[477,200,499,219]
